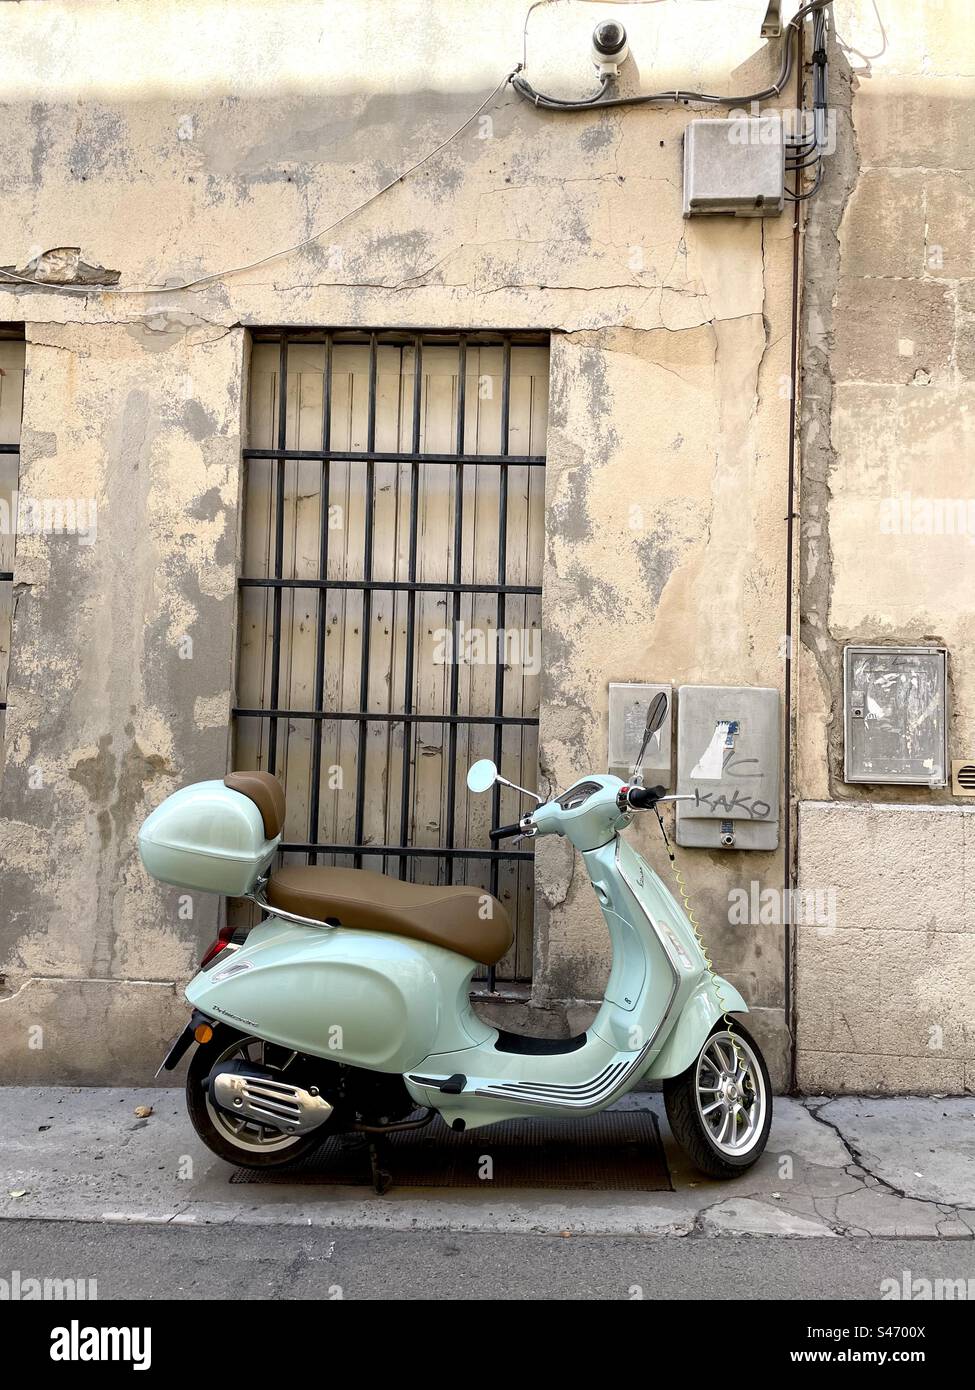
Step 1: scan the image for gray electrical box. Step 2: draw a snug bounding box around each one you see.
[608,682,672,785]
[676,685,780,850]
[844,645,948,786]
[683,116,785,218]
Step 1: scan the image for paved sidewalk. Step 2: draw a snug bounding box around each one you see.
[0,1087,972,1238]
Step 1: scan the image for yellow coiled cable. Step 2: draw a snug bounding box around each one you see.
[652,807,743,1064]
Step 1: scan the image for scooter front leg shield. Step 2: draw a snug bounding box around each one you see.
[643,975,748,1081]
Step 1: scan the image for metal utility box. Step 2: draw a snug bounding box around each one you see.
[844,645,948,786]
[608,682,672,785]
[683,116,785,217]
[676,686,780,850]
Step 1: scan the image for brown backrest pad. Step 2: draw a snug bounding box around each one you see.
[224,771,286,840]
[267,864,513,967]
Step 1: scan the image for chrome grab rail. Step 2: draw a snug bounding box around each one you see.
[243,875,339,931]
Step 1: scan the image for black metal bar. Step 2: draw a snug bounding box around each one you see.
[398,335,422,879]
[443,335,467,884]
[243,448,544,466]
[267,338,289,775]
[487,335,512,991]
[279,840,534,863]
[306,332,333,863]
[250,327,549,346]
[233,707,538,727]
[0,571,13,582]
[238,577,540,596]
[353,333,378,867]
[0,444,20,454]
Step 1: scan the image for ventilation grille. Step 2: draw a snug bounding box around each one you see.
[951,761,975,796]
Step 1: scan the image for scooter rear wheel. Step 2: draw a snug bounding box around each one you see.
[663,1021,772,1179]
[186,1025,332,1169]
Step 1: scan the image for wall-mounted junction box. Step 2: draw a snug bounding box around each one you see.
[683,116,785,218]
[844,645,948,786]
[608,682,672,786]
[676,685,780,850]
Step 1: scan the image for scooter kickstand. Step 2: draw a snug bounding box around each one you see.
[368,1139,392,1195]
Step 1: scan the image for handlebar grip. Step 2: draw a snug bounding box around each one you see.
[489,822,523,842]
[626,785,667,809]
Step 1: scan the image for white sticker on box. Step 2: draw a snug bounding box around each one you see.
[691,722,729,780]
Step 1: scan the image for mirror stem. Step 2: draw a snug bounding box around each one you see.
[496,775,544,805]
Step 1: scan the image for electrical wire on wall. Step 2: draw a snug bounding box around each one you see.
[514,1,832,200]
[0,2,832,297]
[0,71,517,297]
[513,0,832,111]
[783,3,829,200]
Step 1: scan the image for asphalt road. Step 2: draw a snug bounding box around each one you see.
[1,1220,973,1300]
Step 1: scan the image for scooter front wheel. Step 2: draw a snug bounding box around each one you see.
[186,1025,331,1169]
[663,1022,772,1179]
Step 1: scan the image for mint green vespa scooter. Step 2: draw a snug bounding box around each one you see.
[140,694,771,1181]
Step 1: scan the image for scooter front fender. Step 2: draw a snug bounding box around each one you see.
[644,975,747,1082]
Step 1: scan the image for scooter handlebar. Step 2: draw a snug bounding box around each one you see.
[622,785,667,810]
[489,822,525,842]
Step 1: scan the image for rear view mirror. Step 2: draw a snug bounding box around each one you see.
[632,691,669,779]
[466,759,498,794]
[644,691,668,739]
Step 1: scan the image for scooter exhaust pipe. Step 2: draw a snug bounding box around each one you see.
[208,1060,333,1136]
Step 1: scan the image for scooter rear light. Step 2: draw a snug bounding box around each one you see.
[200,925,239,970]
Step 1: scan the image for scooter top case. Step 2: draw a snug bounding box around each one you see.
[138,775,280,897]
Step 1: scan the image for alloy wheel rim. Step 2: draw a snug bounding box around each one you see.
[694,1030,767,1157]
[204,1037,304,1153]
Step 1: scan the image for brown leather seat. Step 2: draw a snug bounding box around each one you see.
[224,771,286,840]
[267,864,513,967]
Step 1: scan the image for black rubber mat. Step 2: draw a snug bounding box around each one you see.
[229,1109,671,1191]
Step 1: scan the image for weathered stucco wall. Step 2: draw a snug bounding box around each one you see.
[798,802,975,1093]
[0,321,244,1080]
[0,0,799,1083]
[797,1,975,1091]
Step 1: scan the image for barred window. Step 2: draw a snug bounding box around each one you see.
[234,330,549,983]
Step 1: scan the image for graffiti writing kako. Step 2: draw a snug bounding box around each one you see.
[691,753,771,820]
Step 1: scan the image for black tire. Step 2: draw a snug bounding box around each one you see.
[663,1021,772,1179]
[185,1024,331,1169]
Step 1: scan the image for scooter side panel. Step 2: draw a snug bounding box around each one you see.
[644,975,748,1081]
[186,918,490,1074]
